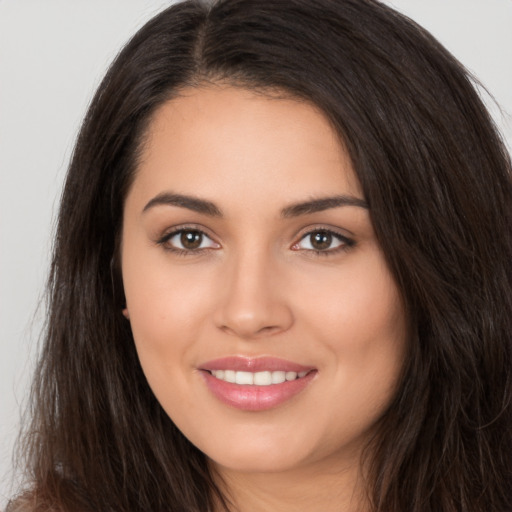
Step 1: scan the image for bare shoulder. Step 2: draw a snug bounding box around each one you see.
[5,494,33,512]
[5,495,36,512]
[6,493,66,512]
[6,483,94,512]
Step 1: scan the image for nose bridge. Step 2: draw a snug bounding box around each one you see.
[214,243,293,338]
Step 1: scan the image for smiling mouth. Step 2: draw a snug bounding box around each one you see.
[199,356,317,410]
[207,369,311,386]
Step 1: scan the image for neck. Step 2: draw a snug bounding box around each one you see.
[211,457,370,512]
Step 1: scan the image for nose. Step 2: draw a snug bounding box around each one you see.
[213,249,294,340]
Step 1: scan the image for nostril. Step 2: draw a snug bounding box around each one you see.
[256,325,282,336]
[213,292,295,339]
[219,323,285,339]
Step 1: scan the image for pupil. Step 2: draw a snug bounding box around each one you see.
[312,231,332,250]
[181,231,202,249]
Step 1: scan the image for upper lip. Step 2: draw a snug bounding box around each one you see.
[199,356,315,373]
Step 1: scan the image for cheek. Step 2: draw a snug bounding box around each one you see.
[126,276,210,335]
[121,259,216,417]
[121,243,216,378]
[295,249,407,408]
[295,248,405,348]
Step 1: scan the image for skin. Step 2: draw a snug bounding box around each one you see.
[121,85,407,511]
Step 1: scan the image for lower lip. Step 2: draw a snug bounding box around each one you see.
[201,371,316,411]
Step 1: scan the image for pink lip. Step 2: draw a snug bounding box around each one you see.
[199,356,314,373]
[199,356,317,411]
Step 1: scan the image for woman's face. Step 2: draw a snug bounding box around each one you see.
[121,86,407,475]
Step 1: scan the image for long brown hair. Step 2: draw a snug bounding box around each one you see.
[11,0,512,510]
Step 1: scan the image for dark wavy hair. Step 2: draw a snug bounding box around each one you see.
[10,0,512,511]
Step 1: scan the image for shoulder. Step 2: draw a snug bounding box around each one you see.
[7,480,97,512]
[5,494,35,512]
[6,493,73,512]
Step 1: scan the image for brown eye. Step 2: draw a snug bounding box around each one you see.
[310,231,332,250]
[293,229,353,253]
[159,228,219,253]
[180,230,203,249]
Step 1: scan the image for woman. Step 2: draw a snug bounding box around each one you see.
[9,0,512,510]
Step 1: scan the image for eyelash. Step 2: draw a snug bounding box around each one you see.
[156,226,355,257]
[294,228,355,256]
[156,225,218,257]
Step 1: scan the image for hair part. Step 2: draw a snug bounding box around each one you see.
[11,1,512,511]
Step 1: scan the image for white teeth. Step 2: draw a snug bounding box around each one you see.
[271,371,286,384]
[210,369,309,385]
[235,371,254,385]
[224,370,236,383]
[253,371,272,386]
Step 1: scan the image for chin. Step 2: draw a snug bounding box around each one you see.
[196,427,327,475]
[208,449,308,475]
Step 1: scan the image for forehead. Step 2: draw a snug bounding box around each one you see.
[130,85,362,210]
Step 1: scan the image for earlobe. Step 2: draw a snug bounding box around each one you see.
[122,308,130,320]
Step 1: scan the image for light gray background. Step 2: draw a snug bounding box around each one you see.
[1,0,511,506]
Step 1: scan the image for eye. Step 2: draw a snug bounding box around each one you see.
[292,229,354,253]
[158,228,220,252]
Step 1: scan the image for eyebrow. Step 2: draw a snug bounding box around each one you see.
[142,192,368,217]
[281,195,368,217]
[143,192,222,216]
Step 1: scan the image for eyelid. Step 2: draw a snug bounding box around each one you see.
[291,226,355,252]
[155,223,354,255]
[156,224,221,252]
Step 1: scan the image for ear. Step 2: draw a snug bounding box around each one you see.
[122,307,130,320]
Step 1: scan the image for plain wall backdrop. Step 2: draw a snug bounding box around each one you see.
[1,0,511,505]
